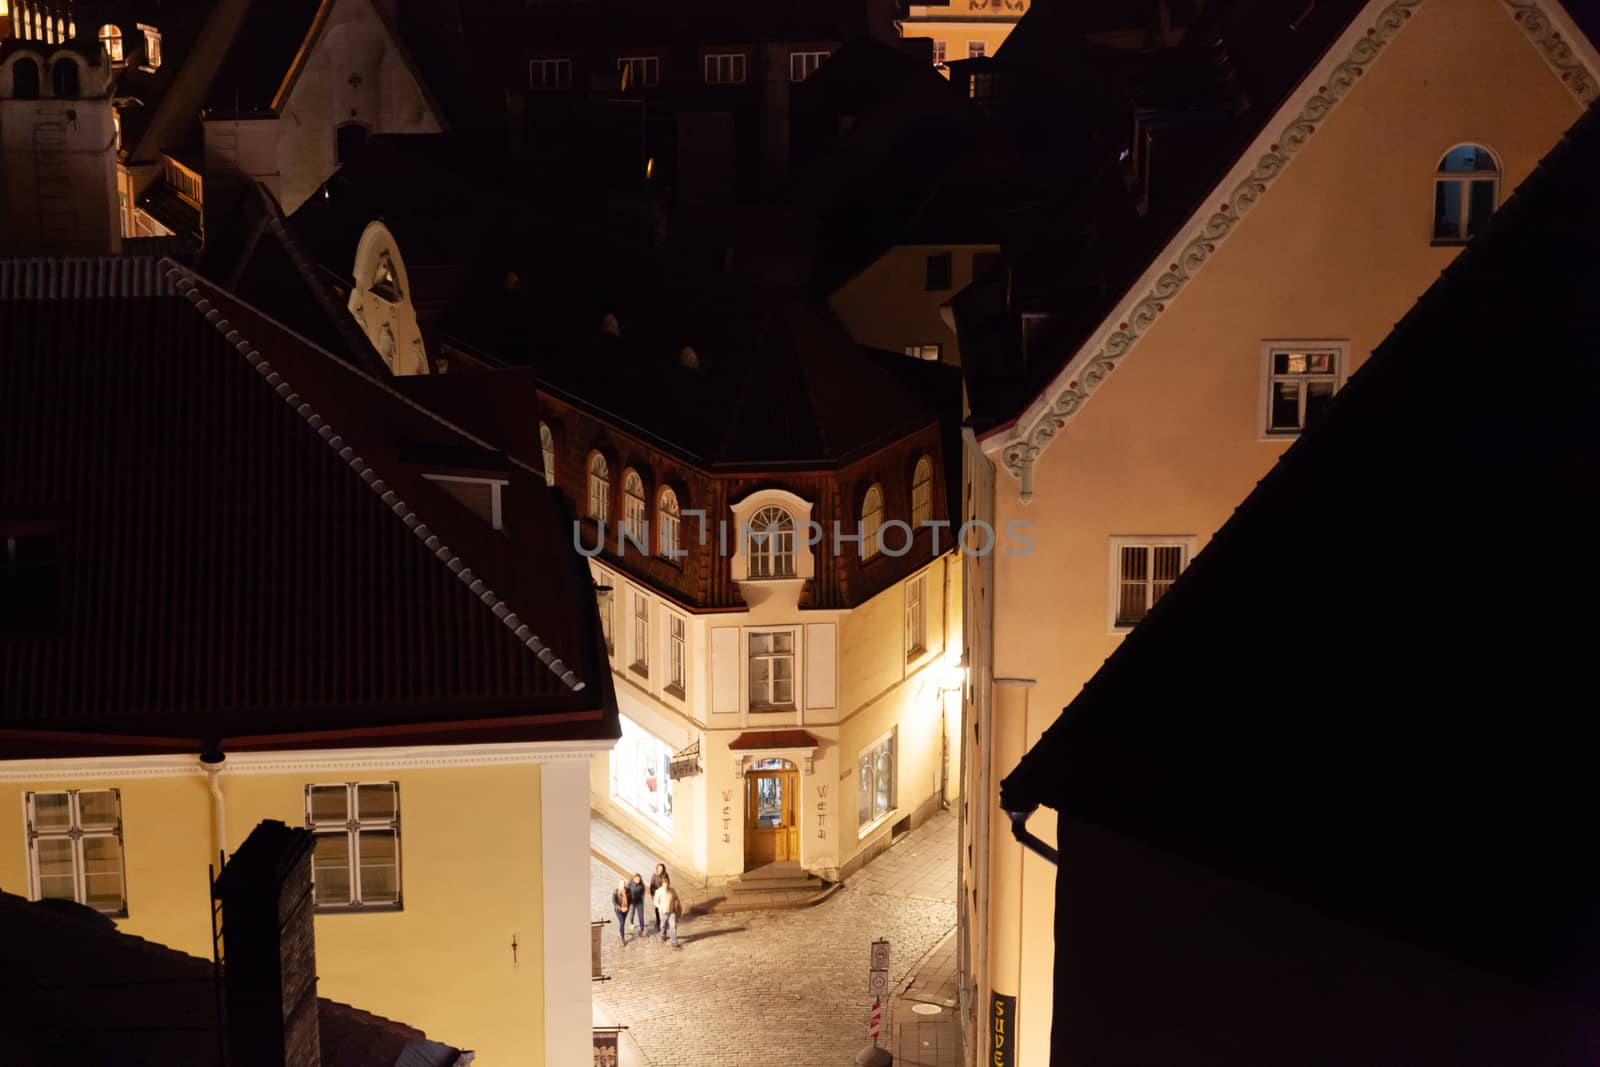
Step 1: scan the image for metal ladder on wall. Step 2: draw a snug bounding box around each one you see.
[32,111,76,248]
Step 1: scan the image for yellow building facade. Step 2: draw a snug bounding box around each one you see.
[829,243,997,373]
[899,1,1028,71]
[0,747,597,1064]
[963,1,1597,1062]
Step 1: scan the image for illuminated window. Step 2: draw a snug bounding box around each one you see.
[622,469,647,547]
[858,731,896,830]
[631,590,650,675]
[138,24,161,71]
[704,52,746,85]
[25,790,126,915]
[1433,143,1498,244]
[587,452,610,521]
[911,455,933,527]
[905,574,926,657]
[306,783,401,910]
[969,73,994,103]
[931,41,947,66]
[746,506,795,578]
[790,50,829,82]
[539,422,556,486]
[860,484,884,560]
[658,486,681,561]
[666,613,686,696]
[1262,342,1345,436]
[967,41,986,59]
[617,56,659,88]
[98,24,124,63]
[1111,537,1194,630]
[749,630,796,710]
[903,343,941,362]
[612,715,673,829]
[528,57,571,90]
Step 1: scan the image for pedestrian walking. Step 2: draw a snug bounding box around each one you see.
[626,872,647,939]
[611,879,631,944]
[648,863,669,933]
[654,875,682,948]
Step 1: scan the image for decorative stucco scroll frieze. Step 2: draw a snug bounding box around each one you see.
[1503,0,1599,104]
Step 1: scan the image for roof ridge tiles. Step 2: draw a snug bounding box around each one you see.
[162,262,586,693]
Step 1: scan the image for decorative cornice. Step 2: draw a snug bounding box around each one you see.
[163,264,588,693]
[1504,0,1599,104]
[0,740,612,782]
[994,0,1426,485]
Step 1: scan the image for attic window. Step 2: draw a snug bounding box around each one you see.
[369,252,402,303]
[2,532,63,635]
[98,24,124,63]
[1432,144,1499,245]
[423,475,507,530]
[137,24,161,72]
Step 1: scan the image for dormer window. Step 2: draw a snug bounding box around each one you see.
[98,24,124,63]
[746,506,795,579]
[622,469,647,547]
[860,484,884,560]
[138,24,161,72]
[539,422,556,487]
[911,457,934,527]
[423,475,506,530]
[369,252,402,303]
[587,453,611,521]
[657,487,681,562]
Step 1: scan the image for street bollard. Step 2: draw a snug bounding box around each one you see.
[855,1045,892,1067]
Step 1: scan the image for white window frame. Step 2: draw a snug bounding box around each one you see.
[421,474,506,530]
[617,56,660,88]
[857,729,897,836]
[967,41,986,59]
[911,455,934,527]
[25,789,127,916]
[1108,536,1196,633]
[860,484,884,560]
[747,627,799,712]
[704,52,746,85]
[631,589,650,677]
[138,23,161,71]
[1432,143,1500,244]
[1258,340,1347,440]
[587,452,610,521]
[306,782,402,911]
[905,574,927,659]
[98,24,124,63]
[790,50,829,82]
[623,469,647,547]
[539,422,556,487]
[529,57,572,90]
[665,611,687,698]
[931,40,947,66]
[658,487,682,562]
[746,505,796,579]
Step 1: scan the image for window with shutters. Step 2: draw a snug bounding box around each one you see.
[25,790,126,916]
[1110,537,1194,631]
[306,783,401,911]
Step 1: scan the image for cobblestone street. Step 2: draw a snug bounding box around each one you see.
[590,813,958,1067]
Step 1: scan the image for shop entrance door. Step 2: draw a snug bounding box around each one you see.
[744,760,800,867]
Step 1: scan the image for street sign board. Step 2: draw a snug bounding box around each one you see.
[870,939,890,971]
[869,969,890,997]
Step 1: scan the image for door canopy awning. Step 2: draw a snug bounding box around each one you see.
[729,730,819,751]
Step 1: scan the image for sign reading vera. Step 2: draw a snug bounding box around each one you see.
[990,992,1016,1067]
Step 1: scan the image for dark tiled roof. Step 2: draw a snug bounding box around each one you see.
[0,889,454,1067]
[1002,105,1600,990]
[0,258,614,755]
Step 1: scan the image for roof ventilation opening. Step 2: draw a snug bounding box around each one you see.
[600,312,621,337]
[679,345,701,370]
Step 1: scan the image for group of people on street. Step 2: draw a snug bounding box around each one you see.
[612,862,684,948]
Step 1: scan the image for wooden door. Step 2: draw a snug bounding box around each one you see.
[744,769,799,866]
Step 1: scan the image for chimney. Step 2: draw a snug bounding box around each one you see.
[214,820,322,1067]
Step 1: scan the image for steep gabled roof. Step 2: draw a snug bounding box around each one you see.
[1002,104,1600,990]
[0,257,614,757]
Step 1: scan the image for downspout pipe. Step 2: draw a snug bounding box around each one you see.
[1005,806,1059,868]
[200,747,227,865]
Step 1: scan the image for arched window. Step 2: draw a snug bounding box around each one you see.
[98,25,124,63]
[539,423,555,487]
[587,453,610,520]
[337,122,369,164]
[1433,144,1498,243]
[658,487,681,562]
[860,484,884,560]
[622,470,647,545]
[911,456,933,528]
[12,58,41,100]
[50,57,79,98]
[747,506,795,578]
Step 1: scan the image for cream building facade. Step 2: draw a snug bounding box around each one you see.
[899,0,1029,72]
[958,1,1599,1063]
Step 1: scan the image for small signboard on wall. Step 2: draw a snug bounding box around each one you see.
[991,992,1017,1067]
[593,1028,620,1067]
